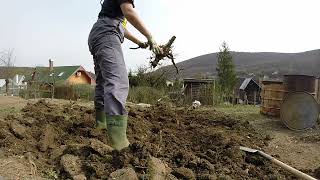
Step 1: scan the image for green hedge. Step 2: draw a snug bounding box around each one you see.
[54,84,94,100]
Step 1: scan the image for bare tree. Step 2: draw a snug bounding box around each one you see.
[0,49,16,95]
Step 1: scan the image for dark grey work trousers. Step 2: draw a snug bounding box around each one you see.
[88,17,129,115]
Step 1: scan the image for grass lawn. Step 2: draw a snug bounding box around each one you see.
[214,104,264,122]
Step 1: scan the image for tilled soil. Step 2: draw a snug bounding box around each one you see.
[0,100,316,179]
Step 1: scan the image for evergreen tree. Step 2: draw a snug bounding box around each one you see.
[216,42,237,97]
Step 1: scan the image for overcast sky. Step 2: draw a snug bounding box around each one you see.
[0,0,319,72]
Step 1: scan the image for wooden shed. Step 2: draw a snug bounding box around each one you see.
[183,78,215,104]
[234,78,261,104]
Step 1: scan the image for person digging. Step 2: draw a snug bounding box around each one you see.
[88,0,162,150]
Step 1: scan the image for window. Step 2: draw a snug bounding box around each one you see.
[58,72,64,77]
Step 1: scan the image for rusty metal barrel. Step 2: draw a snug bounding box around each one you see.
[281,92,319,131]
[280,75,320,130]
[283,75,317,97]
[260,80,285,117]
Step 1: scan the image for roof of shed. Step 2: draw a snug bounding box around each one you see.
[240,78,252,90]
[183,78,215,83]
[239,78,260,90]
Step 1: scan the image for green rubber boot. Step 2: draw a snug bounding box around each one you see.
[106,115,130,150]
[95,110,107,130]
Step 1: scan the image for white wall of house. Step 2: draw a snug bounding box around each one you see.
[0,75,27,96]
[0,79,6,95]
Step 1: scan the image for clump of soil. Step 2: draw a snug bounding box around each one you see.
[314,167,320,179]
[299,134,320,143]
[0,100,303,179]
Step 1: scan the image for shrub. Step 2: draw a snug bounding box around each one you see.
[128,86,166,104]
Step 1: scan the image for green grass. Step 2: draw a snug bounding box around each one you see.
[215,104,263,122]
[0,107,21,118]
[0,107,20,114]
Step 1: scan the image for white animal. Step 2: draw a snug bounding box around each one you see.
[192,100,201,109]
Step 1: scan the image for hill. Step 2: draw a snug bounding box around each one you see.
[159,49,320,79]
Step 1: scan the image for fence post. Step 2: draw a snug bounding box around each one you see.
[254,91,257,105]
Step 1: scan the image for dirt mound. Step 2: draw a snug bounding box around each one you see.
[0,100,305,179]
[0,157,43,180]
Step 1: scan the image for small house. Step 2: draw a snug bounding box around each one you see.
[234,78,261,104]
[23,60,96,99]
[25,65,95,86]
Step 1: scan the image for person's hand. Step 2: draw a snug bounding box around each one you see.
[138,42,149,49]
[147,37,162,55]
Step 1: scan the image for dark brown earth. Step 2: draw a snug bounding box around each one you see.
[0,99,318,179]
